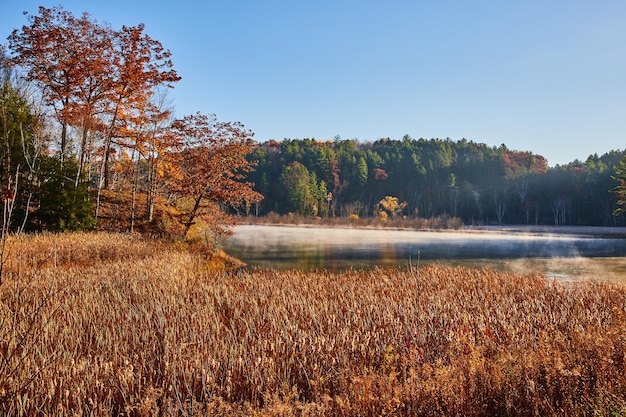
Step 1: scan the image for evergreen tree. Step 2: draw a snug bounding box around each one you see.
[36,156,95,231]
[611,155,626,216]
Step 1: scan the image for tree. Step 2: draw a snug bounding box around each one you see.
[8,6,116,166]
[9,6,180,221]
[96,22,180,194]
[35,155,95,231]
[378,196,407,218]
[0,51,48,232]
[611,155,626,216]
[167,113,262,241]
[279,162,316,216]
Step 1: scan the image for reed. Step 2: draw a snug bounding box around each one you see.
[0,232,624,416]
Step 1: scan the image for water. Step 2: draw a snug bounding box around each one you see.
[222,225,626,284]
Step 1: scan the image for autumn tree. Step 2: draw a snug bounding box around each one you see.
[378,195,407,219]
[96,23,179,194]
[8,6,180,222]
[167,113,262,242]
[8,6,115,168]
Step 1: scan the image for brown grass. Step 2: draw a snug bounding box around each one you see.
[1,232,625,416]
[241,212,464,231]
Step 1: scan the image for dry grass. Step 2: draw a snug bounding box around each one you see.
[1,232,625,416]
[242,212,464,231]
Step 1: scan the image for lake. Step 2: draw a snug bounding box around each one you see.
[222,225,626,284]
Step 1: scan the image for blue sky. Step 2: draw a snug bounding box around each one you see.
[1,1,625,166]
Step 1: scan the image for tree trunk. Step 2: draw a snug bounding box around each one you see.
[183,196,203,240]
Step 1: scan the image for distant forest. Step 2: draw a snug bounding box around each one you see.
[3,6,625,233]
[246,137,626,227]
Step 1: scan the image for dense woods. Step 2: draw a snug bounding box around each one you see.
[1,5,625,238]
[247,137,626,227]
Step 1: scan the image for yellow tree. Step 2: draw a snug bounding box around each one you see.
[378,195,407,219]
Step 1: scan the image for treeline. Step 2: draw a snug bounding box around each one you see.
[4,6,625,233]
[0,6,260,237]
[247,137,626,227]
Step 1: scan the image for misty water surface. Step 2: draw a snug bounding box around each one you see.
[223,225,626,284]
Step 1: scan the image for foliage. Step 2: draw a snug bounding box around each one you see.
[248,137,626,226]
[35,156,95,231]
[166,112,262,241]
[378,195,407,218]
[611,155,626,216]
[279,162,328,216]
[4,8,258,239]
[0,76,95,232]
[1,232,625,415]
[5,6,625,233]
[8,5,179,174]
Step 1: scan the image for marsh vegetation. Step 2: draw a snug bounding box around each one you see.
[1,233,625,416]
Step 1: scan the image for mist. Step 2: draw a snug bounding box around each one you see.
[223,225,626,284]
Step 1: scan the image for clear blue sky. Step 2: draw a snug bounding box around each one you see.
[2,1,625,166]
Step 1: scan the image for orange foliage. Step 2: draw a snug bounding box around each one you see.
[167,113,263,238]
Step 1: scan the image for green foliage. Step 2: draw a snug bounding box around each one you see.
[611,155,626,216]
[249,137,625,226]
[35,156,95,231]
[0,82,35,183]
[0,70,45,231]
[279,162,318,216]
[1,69,96,232]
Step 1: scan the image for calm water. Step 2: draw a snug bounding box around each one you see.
[223,225,626,284]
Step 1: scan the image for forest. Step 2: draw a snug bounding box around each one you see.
[1,5,625,240]
[247,137,626,227]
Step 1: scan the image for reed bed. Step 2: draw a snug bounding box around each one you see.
[1,233,625,416]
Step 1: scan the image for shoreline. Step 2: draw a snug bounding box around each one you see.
[235,221,626,239]
[464,224,626,238]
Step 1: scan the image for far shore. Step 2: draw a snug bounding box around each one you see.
[464,224,626,238]
[236,220,626,239]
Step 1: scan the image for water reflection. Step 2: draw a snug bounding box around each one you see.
[223,225,626,284]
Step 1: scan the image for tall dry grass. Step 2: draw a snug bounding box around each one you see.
[0,232,625,416]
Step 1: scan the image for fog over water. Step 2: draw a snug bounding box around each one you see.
[223,225,626,284]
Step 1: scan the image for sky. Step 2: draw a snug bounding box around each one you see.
[1,1,625,166]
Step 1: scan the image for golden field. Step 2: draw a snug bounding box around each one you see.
[1,232,625,416]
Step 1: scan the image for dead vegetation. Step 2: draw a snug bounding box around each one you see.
[0,232,625,416]
[242,212,464,231]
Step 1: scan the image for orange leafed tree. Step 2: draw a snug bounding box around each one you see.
[8,6,116,168]
[9,6,181,222]
[167,113,262,240]
[99,23,180,190]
